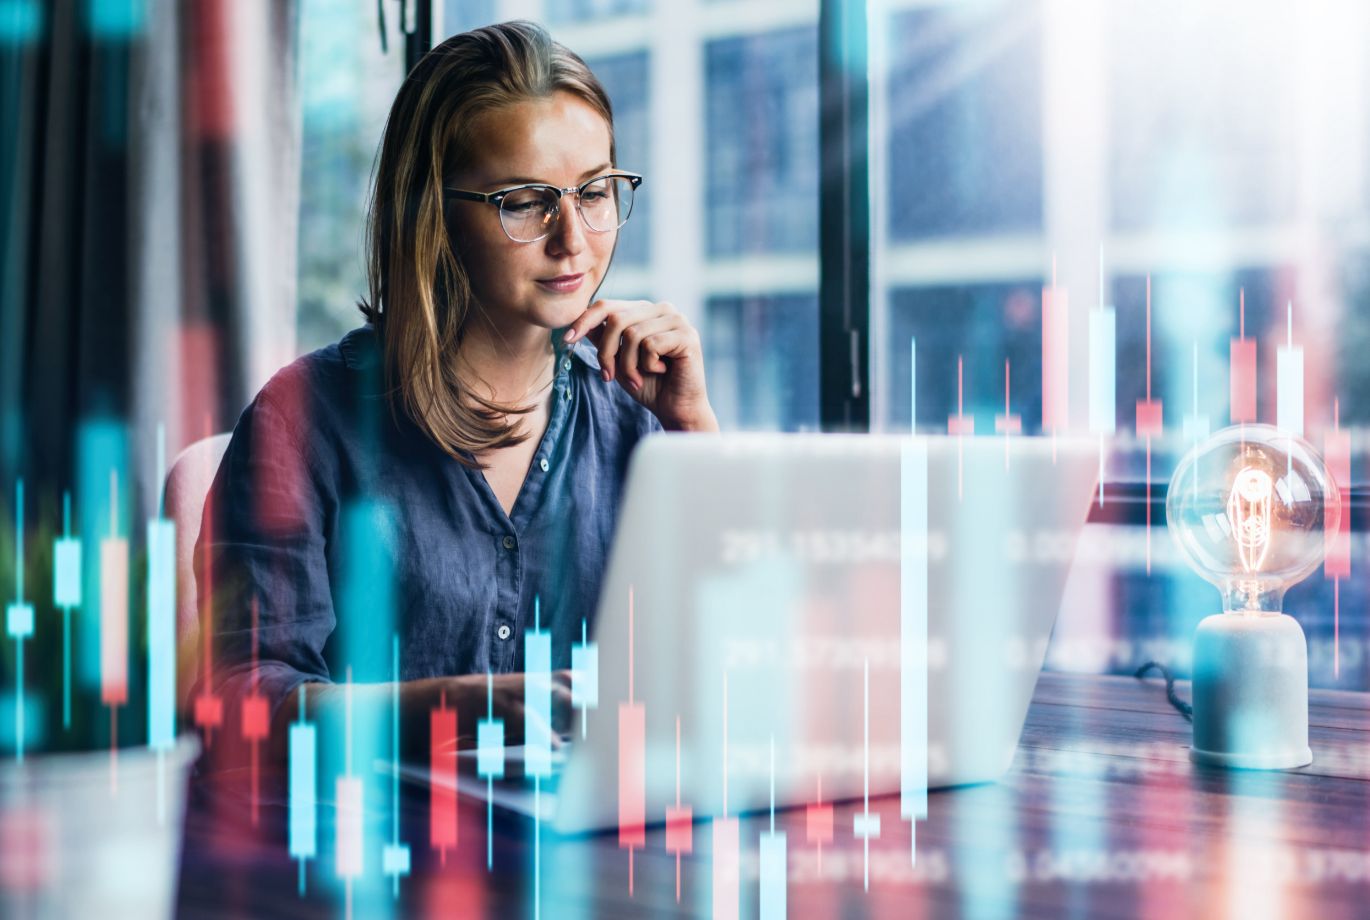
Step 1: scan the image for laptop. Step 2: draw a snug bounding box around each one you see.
[391,432,1098,834]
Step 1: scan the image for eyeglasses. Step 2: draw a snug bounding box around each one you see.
[446,172,643,243]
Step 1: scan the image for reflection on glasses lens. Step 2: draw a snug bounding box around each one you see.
[578,176,635,231]
[500,188,558,242]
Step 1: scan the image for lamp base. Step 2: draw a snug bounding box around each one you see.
[1189,745,1311,770]
[1190,611,1312,771]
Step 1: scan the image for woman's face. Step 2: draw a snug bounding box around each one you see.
[448,90,618,336]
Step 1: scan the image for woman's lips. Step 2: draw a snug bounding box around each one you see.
[536,273,584,293]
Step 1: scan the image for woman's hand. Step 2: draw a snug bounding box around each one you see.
[289,671,577,764]
[438,670,575,750]
[563,299,719,432]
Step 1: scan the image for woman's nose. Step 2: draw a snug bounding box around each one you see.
[545,197,588,255]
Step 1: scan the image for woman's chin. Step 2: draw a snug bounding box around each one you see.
[530,299,591,329]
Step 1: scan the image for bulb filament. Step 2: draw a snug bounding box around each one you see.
[1227,466,1273,574]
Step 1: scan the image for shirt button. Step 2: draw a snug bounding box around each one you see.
[502,535,516,550]
[539,457,550,472]
[562,357,572,371]
[496,624,512,641]
[562,387,571,401]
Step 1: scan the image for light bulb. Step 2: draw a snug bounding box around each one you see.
[1166,423,1340,770]
[1167,424,1339,615]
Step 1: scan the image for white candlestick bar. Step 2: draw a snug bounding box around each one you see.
[147,518,176,750]
[1276,304,1303,438]
[1088,307,1116,435]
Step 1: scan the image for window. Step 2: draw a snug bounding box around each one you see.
[883,282,1041,434]
[869,0,1370,689]
[705,27,819,258]
[885,3,1042,241]
[707,293,819,431]
[545,0,650,25]
[296,0,403,353]
[443,0,496,34]
[584,51,651,268]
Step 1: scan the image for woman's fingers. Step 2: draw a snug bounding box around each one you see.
[448,669,582,751]
[569,299,687,387]
[563,299,619,343]
[590,301,658,383]
[639,327,693,377]
[616,315,678,391]
[551,681,575,737]
[520,700,563,750]
[565,298,643,348]
[486,672,576,748]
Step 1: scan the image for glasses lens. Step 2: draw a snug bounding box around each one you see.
[578,176,635,232]
[500,187,558,242]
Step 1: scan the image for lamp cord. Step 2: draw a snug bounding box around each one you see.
[1134,661,1193,723]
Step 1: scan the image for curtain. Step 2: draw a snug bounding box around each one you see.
[0,0,300,749]
[1,0,299,527]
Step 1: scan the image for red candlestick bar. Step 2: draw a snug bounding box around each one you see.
[242,597,271,825]
[1325,408,1351,580]
[1326,401,1351,680]
[430,695,458,863]
[664,715,692,902]
[1230,290,1257,423]
[617,586,645,893]
[194,414,224,738]
[806,774,834,873]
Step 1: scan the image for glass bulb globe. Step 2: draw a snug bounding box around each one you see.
[1166,424,1340,614]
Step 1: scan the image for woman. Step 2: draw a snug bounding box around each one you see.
[192,21,716,761]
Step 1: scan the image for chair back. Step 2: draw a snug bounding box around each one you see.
[163,433,231,709]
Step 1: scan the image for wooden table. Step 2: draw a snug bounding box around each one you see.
[176,671,1370,918]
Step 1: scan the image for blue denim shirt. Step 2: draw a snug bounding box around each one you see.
[192,324,661,725]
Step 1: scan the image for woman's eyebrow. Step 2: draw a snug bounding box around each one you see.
[488,163,613,186]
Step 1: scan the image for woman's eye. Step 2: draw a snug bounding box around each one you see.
[503,195,548,214]
[581,191,607,202]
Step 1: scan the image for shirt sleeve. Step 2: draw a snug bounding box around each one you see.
[641,404,665,437]
[189,370,337,758]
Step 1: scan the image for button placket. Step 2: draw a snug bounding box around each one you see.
[494,529,522,669]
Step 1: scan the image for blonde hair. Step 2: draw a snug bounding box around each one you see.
[358,21,616,467]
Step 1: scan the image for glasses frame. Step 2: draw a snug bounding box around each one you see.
[446,171,644,243]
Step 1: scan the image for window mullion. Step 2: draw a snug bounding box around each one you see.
[818,0,871,432]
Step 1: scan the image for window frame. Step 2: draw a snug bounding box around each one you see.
[817,0,871,432]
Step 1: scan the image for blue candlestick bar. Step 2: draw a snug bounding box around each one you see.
[289,686,317,895]
[382,635,411,893]
[571,617,598,739]
[525,595,553,780]
[902,338,929,867]
[7,480,34,762]
[477,670,506,870]
[53,491,81,729]
[759,736,787,919]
